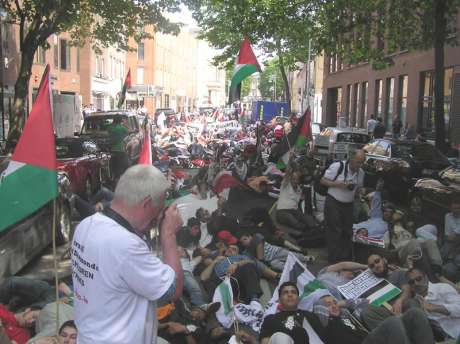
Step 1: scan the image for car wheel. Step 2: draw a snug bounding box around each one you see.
[409,193,423,215]
[56,202,72,245]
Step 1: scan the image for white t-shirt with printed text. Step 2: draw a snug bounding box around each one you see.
[71,213,175,344]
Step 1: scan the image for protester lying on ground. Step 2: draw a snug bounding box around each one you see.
[441,198,460,282]
[407,268,460,341]
[257,282,327,344]
[237,231,314,272]
[199,244,264,304]
[316,261,368,300]
[0,305,39,344]
[176,218,202,252]
[0,277,73,312]
[313,295,434,344]
[70,186,114,219]
[361,254,416,330]
[31,320,77,344]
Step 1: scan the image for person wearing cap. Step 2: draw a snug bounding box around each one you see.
[199,244,263,304]
[313,294,434,344]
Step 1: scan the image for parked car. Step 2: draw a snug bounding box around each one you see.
[409,166,460,232]
[312,127,370,165]
[56,137,111,200]
[0,156,72,279]
[79,110,143,163]
[363,139,451,203]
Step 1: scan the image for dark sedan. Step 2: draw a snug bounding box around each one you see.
[363,139,450,203]
[56,137,111,199]
[410,166,460,231]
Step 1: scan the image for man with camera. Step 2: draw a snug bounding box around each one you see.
[321,150,366,263]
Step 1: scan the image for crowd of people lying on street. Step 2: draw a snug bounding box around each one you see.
[1,120,460,344]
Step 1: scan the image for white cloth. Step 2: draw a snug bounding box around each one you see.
[277,182,302,210]
[72,213,175,344]
[157,112,166,130]
[424,282,460,339]
[444,213,460,236]
[325,161,364,203]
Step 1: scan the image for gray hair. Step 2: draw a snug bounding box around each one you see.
[114,165,169,206]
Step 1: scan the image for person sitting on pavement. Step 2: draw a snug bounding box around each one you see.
[361,254,416,330]
[276,168,314,234]
[70,186,114,219]
[257,281,327,344]
[441,198,460,282]
[0,306,40,344]
[316,261,368,300]
[199,244,263,304]
[313,294,434,344]
[407,267,460,341]
[178,246,208,308]
[237,230,314,272]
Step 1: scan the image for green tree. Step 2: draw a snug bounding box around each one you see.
[1,0,180,145]
[313,0,460,151]
[259,58,284,100]
[185,0,315,111]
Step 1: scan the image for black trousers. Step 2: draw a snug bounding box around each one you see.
[277,209,315,232]
[233,263,262,304]
[110,151,130,180]
[324,194,354,263]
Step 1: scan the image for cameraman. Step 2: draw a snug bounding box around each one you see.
[321,150,365,263]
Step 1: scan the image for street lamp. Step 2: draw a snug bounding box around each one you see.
[270,75,276,101]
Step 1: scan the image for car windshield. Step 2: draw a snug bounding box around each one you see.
[336,132,370,144]
[81,115,129,135]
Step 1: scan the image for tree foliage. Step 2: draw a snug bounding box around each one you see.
[259,58,284,100]
[2,0,181,144]
[185,0,316,108]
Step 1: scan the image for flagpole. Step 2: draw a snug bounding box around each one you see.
[52,198,60,336]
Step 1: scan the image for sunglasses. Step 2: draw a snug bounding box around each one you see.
[368,258,381,269]
[408,276,424,285]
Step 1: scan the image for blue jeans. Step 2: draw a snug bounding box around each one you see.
[0,277,57,310]
[183,271,206,306]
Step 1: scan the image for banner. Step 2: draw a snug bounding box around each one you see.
[337,269,401,306]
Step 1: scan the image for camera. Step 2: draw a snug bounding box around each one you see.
[347,183,356,191]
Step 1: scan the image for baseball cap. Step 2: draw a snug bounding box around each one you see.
[217,230,238,245]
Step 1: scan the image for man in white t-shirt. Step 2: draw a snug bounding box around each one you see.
[320,150,365,263]
[71,165,183,344]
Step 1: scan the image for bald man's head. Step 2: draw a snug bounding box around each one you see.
[349,149,366,172]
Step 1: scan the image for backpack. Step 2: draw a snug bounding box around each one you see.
[313,160,348,196]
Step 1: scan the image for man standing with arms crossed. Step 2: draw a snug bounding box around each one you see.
[321,150,366,263]
[71,165,183,344]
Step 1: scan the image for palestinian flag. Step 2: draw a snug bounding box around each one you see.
[138,124,152,165]
[269,108,312,169]
[229,38,261,103]
[213,277,234,329]
[117,68,131,109]
[0,65,57,232]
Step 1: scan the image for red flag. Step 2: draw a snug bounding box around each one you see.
[237,38,261,71]
[124,68,132,88]
[299,107,312,139]
[12,65,56,170]
[138,126,152,165]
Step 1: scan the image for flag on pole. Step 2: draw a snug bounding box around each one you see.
[295,107,312,147]
[117,68,131,109]
[229,38,261,103]
[213,277,235,329]
[138,123,152,165]
[0,65,57,232]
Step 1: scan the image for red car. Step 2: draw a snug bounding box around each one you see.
[56,137,111,199]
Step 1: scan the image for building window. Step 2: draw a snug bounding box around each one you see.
[419,68,453,135]
[385,77,395,131]
[2,23,10,54]
[76,47,80,73]
[110,56,115,79]
[352,83,359,127]
[137,66,144,85]
[345,84,352,125]
[165,94,170,108]
[59,39,71,71]
[138,42,145,60]
[35,46,46,65]
[54,42,59,68]
[398,75,408,126]
[375,79,383,119]
[96,55,104,77]
[360,82,368,128]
